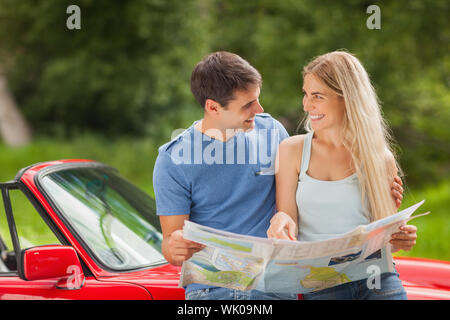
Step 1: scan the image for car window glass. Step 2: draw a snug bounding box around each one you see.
[0,204,12,273]
[0,202,13,253]
[40,168,165,271]
[10,189,61,249]
[0,189,61,273]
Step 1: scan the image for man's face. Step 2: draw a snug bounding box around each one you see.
[218,85,264,132]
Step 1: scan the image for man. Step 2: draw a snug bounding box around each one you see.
[152,51,406,300]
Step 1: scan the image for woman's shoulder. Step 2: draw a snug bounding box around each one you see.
[278,134,309,159]
[278,134,309,173]
[280,134,308,148]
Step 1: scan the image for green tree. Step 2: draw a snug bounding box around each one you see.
[204,0,450,185]
[0,0,448,186]
[0,0,207,139]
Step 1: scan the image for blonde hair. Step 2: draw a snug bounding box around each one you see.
[301,50,401,221]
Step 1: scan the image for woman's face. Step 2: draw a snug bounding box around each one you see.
[302,73,346,133]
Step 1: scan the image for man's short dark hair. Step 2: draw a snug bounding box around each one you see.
[190,51,262,109]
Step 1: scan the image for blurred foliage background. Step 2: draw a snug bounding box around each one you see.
[0,0,448,260]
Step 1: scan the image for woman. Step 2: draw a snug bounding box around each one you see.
[267,51,417,300]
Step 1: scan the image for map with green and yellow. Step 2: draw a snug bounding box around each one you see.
[301,266,351,291]
[179,201,426,293]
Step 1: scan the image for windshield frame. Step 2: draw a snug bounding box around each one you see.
[33,161,167,273]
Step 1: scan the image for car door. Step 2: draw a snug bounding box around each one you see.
[0,182,151,300]
[0,275,152,300]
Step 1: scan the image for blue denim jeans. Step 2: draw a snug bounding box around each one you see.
[186,287,298,300]
[302,271,407,300]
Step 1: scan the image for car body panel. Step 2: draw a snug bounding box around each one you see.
[0,276,152,300]
[0,159,448,300]
[96,264,185,300]
[395,256,450,300]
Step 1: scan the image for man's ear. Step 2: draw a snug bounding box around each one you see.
[204,99,221,115]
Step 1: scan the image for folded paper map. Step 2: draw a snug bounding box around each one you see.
[179,200,428,293]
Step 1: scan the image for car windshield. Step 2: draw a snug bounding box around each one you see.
[40,166,165,271]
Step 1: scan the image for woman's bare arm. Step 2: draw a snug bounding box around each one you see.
[267,136,305,240]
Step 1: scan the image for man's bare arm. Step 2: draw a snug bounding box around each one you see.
[160,215,204,266]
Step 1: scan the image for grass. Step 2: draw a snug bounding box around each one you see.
[0,136,448,261]
[0,134,160,195]
[394,181,450,261]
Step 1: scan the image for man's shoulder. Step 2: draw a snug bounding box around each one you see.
[158,126,195,154]
[254,113,289,141]
[255,112,272,119]
[255,112,274,125]
[255,113,284,129]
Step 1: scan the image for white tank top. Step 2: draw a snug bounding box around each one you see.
[296,131,369,241]
[295,132,393,280]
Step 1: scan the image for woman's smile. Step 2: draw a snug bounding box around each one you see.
[310,114,325,121]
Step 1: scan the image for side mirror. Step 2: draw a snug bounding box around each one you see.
[21,245,85,290]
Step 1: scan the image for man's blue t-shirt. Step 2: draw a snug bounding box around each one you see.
[153,113,289,292]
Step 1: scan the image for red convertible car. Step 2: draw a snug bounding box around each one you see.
[0,159,448,300]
